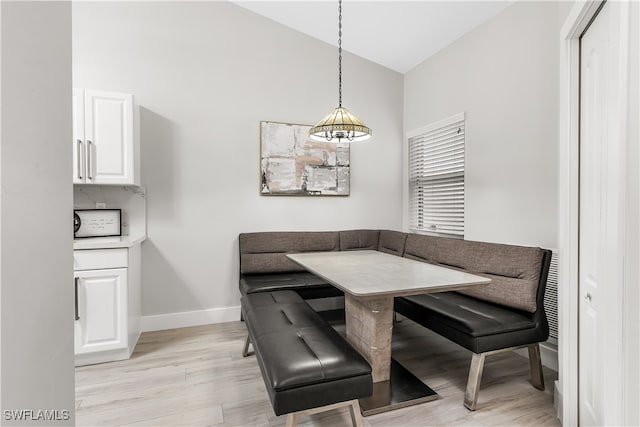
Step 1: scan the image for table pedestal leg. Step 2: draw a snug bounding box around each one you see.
[344,294,438,416]
[344,294,394,382]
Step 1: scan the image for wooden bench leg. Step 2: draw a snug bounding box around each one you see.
[348,399,364,427]
[242,334,253,357]
[528,343,545,391]
[285,399,363,427]
[285,412,300,427]
[464,352,486,411]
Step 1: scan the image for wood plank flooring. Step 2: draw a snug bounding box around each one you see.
[76,316,559,426]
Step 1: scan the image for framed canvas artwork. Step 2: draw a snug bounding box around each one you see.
[260,121,350,196]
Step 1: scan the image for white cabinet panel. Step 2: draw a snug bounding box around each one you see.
[85,91,134,184]
[75,268,127,355]
[73,89,137,185]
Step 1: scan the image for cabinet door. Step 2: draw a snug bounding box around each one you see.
[74,268,128,355]
[84,90,134,185]
[72,89,86,184]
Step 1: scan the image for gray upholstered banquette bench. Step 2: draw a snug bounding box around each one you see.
[241,290,372,427]
[393,234,551,410]
[238,229,551,411]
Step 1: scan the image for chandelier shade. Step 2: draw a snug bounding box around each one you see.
[309,106,372,142]
[308,0,372,143]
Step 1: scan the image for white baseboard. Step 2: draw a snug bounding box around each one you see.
[554,380,562,423]
[141,305,241,332]
[75,348,131,367]
[514,341,558,372]
[540,341,559,372]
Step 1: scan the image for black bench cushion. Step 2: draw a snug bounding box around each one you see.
[242,291,372,415]
[395,292,548,354]
[239,272,342,299]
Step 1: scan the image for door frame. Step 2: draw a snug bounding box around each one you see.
[559,1,632,425]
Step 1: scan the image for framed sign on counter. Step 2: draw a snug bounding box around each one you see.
[74,209,122,238]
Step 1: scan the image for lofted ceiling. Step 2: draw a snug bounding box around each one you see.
[232,1,513,73]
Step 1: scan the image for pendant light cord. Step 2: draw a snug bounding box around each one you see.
[309,0,371,142]
[338,0,342,108]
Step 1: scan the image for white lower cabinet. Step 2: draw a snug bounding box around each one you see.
[74,246,141,366]
[74,268,127,355]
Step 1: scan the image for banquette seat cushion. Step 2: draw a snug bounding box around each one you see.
[239,272,343,299]
[242,291,372,415]
[395,292,548,354]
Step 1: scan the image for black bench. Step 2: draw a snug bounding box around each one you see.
[241,290,372,427]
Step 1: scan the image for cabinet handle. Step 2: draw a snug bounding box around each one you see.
[74,277,80,321]
[87,140,93,181]
[76,140,83,180]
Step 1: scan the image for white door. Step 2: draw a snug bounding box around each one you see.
[72,88,86,183]
[579,1,626,425]
[84,90,134,185]
[74,268,128,354]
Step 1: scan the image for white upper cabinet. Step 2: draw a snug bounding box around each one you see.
[73,89,139,185]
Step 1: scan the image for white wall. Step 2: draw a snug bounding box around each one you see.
[404,1,561,249]
[72,2,404,322]
[0,2,75,424]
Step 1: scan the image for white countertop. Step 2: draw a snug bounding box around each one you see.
[73,234,146,250]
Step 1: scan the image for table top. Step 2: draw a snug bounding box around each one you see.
[287,250,491,297]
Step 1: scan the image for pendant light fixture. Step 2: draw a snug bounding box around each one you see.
[309,0,372,143]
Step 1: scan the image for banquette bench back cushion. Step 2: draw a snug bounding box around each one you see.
[338,229,380,251]
[240,230,409,275]
[377,230,408,256]
[239,230,544,314]
[239,231,340,274]
[403,234,544,313]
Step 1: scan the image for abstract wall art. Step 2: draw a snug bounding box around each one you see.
[260,121,350,196]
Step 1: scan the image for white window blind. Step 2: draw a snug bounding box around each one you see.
[408,112,465,237]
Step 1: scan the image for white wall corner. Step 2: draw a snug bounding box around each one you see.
[141,305,241,332]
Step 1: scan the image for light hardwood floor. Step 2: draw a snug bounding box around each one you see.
[76,316,559,427]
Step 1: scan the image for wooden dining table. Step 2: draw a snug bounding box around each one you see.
[287,250,491,415]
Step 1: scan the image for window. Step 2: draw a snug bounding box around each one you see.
[408,113,465,237]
